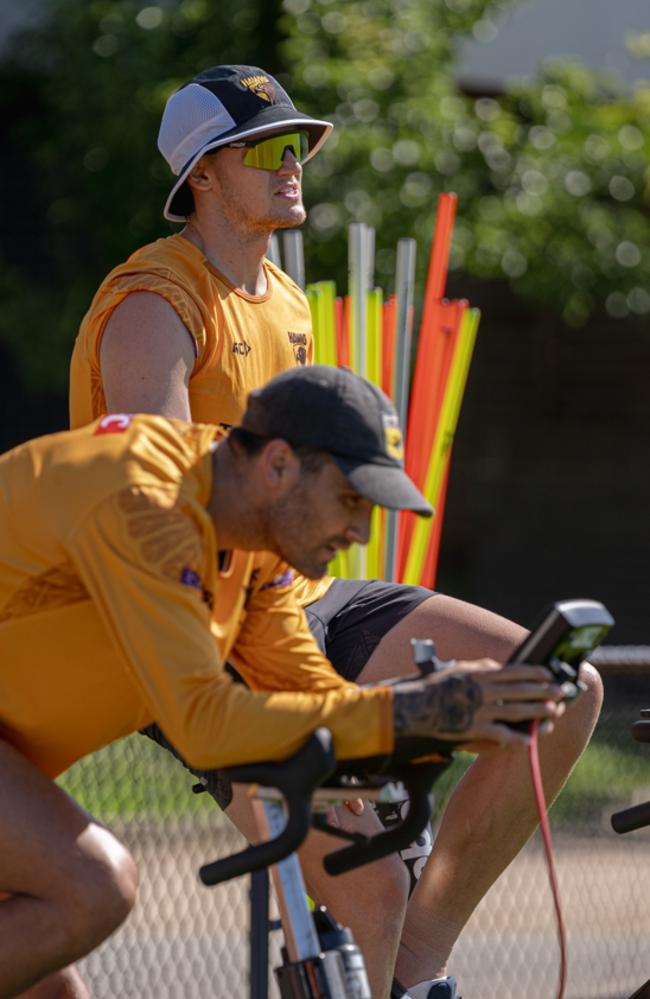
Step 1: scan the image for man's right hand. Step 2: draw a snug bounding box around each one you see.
[391,659,567,750]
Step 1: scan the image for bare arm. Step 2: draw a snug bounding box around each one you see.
[100,292,197,420]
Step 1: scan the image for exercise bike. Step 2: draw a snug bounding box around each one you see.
[611,708,650,999]
[199,597,615,998]
[199,727,450,998]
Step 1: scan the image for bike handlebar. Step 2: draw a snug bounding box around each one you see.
[612,799,650,835]
[631,719,650,744]
[611,708,650,836]
[200,728,336,886]
[322,759,445,875]
[199,731,452,887]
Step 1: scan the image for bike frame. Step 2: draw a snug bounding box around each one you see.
[198,730,447,998]
[612,707,650,999]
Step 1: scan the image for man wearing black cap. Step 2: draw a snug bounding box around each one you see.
[69,65,602,999]
[0,366,567,998]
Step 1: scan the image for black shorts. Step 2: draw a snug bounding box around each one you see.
[305,577,433,681]
[143,578,435,889]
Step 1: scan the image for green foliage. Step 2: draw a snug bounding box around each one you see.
[56,727,650,827]
[57,734,216,819]
[432,734,650,832]
[548,735,650,825]
[281,0,518,281]
[456,64,650,326]
[0,0,284,393]
[282,1,650,325]
[1,0,649,398]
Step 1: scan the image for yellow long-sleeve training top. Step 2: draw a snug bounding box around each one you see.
[0,414,393,778]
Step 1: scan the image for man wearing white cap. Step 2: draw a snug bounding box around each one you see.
[69,65,602,999]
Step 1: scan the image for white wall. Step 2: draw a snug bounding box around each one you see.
[458,0,650,88]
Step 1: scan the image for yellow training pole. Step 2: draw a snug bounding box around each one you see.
[402,307,480,585]
[311,281,338,368]
[306,283,338,367]
[306,282,347,576]
[306,287,323,364]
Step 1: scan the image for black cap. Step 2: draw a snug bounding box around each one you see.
[241,366,433,517]
[158,64,333,221]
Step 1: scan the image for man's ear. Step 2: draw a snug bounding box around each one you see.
[260,439,300,493]
[186,157,213,195]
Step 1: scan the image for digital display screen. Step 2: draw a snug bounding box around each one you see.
[554,625,610,663]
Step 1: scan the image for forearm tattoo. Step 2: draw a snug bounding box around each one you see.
[392,675,484,739]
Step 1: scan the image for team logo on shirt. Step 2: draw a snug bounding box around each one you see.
[94,414,134,435]
[260,568,295,591]
[180,567,201,589]
[241,74,275,103]
[287,331,308,366]
[180,566,214,610]
[232,341,252,356]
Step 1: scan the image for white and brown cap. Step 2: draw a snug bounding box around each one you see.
[158,64,333,222]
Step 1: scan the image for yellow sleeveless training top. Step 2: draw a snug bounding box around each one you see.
[69,233,332,606]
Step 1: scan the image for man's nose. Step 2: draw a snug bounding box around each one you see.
[346,504,373,547]
[278,148,302,176]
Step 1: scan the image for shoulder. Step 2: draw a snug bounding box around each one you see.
[119,234,206,285]
[98,237,210,354]
[91,414,214,477]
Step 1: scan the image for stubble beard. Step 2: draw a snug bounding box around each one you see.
[269,485,328,580]
[272,200,307,231]
[217,169,307,234]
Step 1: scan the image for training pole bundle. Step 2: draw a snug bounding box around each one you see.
[277,193,479,587]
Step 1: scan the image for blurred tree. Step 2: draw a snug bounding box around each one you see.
[282,1,650,326]
[0,0,285,396]
[1,0,649,404]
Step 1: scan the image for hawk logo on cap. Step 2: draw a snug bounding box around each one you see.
[382,414,404,460]
[241,74,275,103]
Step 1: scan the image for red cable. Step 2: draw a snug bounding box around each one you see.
[528,719,568,999]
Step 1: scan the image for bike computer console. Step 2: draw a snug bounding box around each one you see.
[506,598,614,684]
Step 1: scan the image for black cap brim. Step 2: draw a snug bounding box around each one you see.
[333,457,434,517]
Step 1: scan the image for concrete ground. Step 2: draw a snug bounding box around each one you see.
[75,820,650,999]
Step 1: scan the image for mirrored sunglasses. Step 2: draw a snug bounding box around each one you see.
[228,131,310,170]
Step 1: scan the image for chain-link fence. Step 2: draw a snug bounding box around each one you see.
[59,656,650,999]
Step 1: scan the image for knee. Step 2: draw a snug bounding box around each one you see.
[61,825,137,956]
[306,849,410,938]
[581,661,604,711]
[372,853,411,917]
[567,661,603,736]
[349,853,411,936]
